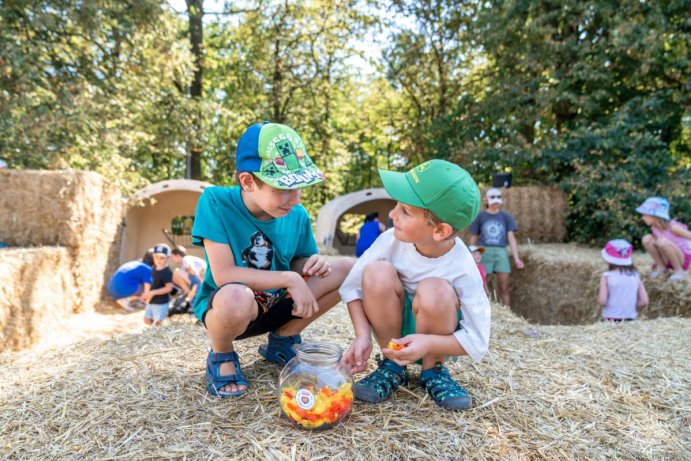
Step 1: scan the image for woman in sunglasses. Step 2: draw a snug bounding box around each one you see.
[468,188,524,306]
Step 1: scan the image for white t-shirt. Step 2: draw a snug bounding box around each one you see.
[339,229,491,363]
[182,255,207,276]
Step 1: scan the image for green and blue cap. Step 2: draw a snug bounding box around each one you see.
[236,122,324,190]
[379,159,481,231]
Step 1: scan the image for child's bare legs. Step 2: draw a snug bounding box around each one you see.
[496,272,511,306]
[360,261,405,348]
[143,317,162,327]
[173,269,191,293]
[642,235,685,272]
[412,278,459,370]
[206,257,354,395]
[205,283,259,394]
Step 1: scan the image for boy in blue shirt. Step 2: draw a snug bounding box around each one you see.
[192,122,354,397]
[107,250,153,310]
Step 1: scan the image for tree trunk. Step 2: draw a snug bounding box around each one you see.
[186,0,203,179]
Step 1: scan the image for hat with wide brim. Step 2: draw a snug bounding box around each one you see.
[601,239,633,266]
[635,197,670,220]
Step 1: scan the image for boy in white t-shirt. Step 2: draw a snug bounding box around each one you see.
[171,245,207,305]
[339,160,490,411]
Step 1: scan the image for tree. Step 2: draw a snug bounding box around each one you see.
[0,0,194,193]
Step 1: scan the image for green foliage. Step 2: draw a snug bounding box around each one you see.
[384,0,691,245]
[0,0,194,193]
[1,0,687,246]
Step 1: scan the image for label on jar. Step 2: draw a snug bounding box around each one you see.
[295,388,316,410]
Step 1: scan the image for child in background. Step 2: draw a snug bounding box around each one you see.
[468,244,489,295]
[355,212,386,257]
[636,197,691,283]
[468,188,525,307]
[598,239,649,321]
[107,249,154,311]
[171,245,207,306]
[340,159,489,411]
[141,244,174,326]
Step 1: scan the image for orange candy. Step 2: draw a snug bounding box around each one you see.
[387,340,405,351]
[280,382,353,429]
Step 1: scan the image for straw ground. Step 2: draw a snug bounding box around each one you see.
[1,302,689,460]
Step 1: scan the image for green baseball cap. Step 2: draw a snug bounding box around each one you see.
[379,159,480,230]
[236,122,325,190]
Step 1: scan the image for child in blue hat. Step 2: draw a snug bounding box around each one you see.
[192,122,354,397]
[636,197,691,283]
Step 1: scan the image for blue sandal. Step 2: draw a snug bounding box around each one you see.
[206,350,248,397]
[258,331,302,366]
[419,363,471,410]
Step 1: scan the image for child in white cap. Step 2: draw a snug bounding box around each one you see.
[468,188,524,306]
[636,197,691,282]
[597,239,649,321]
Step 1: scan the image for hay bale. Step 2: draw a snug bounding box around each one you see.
[460,186,567,244]
[0,170,122,248]
[509,244,691,325]
[0,170,123,313]
[0,247,76,352]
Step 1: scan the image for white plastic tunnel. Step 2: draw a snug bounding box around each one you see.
[119,179,212,264]
[315,188,396,255]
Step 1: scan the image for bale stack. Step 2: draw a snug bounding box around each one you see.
[0,248,75,350]
[460,186,567,244]
[509,244,691,325]
[0,170,122,351]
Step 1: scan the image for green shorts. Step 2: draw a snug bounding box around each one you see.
[481,246,511,274]
[401,295,462,337]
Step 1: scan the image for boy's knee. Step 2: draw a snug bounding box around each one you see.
[414,278,457,314]
[211,284,256,321]
[362,261,398,291]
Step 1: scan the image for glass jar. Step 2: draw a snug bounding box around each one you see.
[278,341,353,430]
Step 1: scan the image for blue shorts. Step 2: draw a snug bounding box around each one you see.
[145,303,169,322]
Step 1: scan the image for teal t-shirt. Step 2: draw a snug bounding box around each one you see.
[191,186,318,320]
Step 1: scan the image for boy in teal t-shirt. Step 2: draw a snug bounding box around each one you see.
[192,122,354,398]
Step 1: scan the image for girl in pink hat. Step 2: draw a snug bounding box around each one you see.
[598,239,648,322]
[636,197,691,283]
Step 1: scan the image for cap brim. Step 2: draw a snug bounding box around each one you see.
[254,171,325,190]
[379,169,425,208]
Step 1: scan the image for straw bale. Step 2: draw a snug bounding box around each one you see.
[460,186,567,244]
[0,169,121,248]
[509,244,691,325]
[0,170,123,313]
[0,303,689,460]
[0,247,76,352]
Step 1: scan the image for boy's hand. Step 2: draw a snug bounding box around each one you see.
[514,257,525,269]
[286,272,319,318]
[342,336,373,374]
[383,334,431,366]
[302,254,331,278]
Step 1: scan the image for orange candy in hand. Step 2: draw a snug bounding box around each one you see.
[387,340,405,351]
